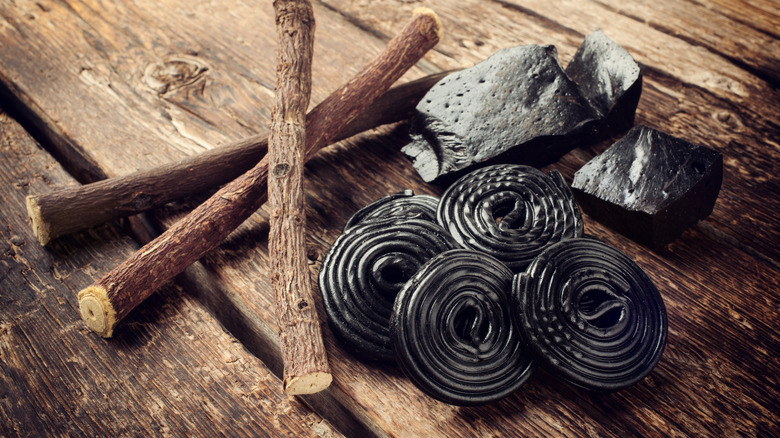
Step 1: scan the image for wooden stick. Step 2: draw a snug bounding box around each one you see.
[26,71,450,246]
[267,0,329,395]
[77,8,442,339]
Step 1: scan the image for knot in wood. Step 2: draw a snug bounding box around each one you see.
[143,55,209,94]
[130,192,155,210]
[273,163,291,177]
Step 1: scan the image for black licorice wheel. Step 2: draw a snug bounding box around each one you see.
[514,238,667,392]
[344,189,439,230]
[437,164,583,272]
[391,249,535,406]
[319,219,459,362]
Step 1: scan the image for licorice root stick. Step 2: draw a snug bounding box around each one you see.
[76,8,442,341]
[26,71,450,246]
[267,0,329,395]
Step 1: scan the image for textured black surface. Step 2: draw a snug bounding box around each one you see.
[344,190,439,230]
[437,164,584,272]
[571,125,723,248]
[402,32,643,183]
[513,238,667,392]
[391,249,536,406]
[402,44,600,182]
[566,30,643,135]
[319,219,459,362]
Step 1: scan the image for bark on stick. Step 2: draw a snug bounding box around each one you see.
[267,0,330,395]
[26,72,449,245]
[77,8,442,339]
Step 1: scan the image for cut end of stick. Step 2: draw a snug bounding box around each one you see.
[78,285,117,338]
[412,7,442,41]
[284,371,333,395]
[26,195,52,246]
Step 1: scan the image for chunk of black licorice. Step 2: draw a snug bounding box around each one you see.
[571,125,723,249]
[402,44,601,182]
[565,30,642,136]
[513,237,667,392]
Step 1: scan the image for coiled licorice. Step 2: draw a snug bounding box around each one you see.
[391,249,535,405]
[344,190,439,230]
[514,238,667,392]
[437,164,583,272]
[319,219,459,362]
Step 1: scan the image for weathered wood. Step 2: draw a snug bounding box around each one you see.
[0,110,341,437]
[73,7,441,339]
[590,0,779,85]
[148,2,780,436]
[267,0,331,395]
[1,0,778,437]
[0,0,430,182]
[25,71,449,245]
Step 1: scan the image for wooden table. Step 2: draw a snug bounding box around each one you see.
[1,0,777,436]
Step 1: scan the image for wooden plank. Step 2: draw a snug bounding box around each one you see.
[1,0,778,437]
[588,0,779,84]
[0,0,430,434]
[0,109,341,437]
[0,0,428,182]
[322,0,778,96]
[697,0,780,40]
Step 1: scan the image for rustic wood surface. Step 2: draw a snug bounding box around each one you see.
[24,72,449,245]
[1,0,778,437]
[0,110,341,436]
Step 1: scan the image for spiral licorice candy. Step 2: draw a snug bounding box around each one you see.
[344,190,439,230]
[319,219,459,362]
[437,164,583,272]
[391,249,535,406]
[514,238,667,392]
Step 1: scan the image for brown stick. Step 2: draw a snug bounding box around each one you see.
[26,71,450,246]
[77,8,442,338]
[267,0,329,395]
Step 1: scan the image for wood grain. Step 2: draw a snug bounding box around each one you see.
[70,4,441,341]
[0,0,778,437]
[0,110,341,437]
[24,71,449,245]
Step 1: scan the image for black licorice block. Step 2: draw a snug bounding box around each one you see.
[571,125,723,249]
[565,30,642,135]
[402,44,600,182]
[402,32,643,183]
